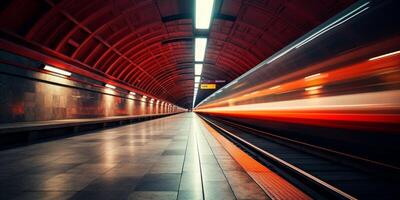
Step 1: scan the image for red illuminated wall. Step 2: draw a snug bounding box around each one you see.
[0,51,183,123]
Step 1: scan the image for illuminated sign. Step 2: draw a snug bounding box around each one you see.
[200,84,216,89]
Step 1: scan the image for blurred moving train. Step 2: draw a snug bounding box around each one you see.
[195,0,400,168]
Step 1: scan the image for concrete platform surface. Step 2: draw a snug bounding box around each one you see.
[0,113,270,200]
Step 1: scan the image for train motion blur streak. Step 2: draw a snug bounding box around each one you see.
[195,0,400,166]
[197,52,400,132]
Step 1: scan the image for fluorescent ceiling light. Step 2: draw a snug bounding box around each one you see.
[43,65,71,76]
[195,0,214,29]
[105,84,116,89]
[195,64,203,75]
[195,38,207,62]
[369,50,400,61]
[195,76,201,83]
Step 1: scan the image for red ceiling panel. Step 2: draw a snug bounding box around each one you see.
[0,0,354,108]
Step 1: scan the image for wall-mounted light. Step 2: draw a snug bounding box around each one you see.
[105,84,116,89]
[129,92,136,95]
[195,0,215,30]
[43,65,72,76]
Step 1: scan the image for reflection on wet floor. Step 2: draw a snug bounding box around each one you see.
[0,113,269,200]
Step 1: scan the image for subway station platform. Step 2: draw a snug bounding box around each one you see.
[0,113,277,200]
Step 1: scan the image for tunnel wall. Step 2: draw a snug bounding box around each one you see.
[0,50,182,123]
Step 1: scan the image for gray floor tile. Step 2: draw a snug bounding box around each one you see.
[134,173,181,191]
[0,113,270,199]
[12,191,76,200]
[128,191,178,200]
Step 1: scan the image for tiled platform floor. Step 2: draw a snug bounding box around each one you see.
[0,113,270,200]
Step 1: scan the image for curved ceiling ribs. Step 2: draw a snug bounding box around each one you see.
[0,0,354,107]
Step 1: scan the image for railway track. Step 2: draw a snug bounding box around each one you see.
[199,115,400,200]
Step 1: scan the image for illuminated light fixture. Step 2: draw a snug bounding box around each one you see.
[129,92,136,95]
[43,65,71,76]
[195,38,207,62]
[142,95,147,99]
[195,64,203,75]
[305,85,323,91]
[195,76,201,83]
[304,73,321,80]
[105,84,116,89]
[269,85,281,90]
[369,50,400,61]
[195,0,215,29]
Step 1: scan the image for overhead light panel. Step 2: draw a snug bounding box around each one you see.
[195,0,215,30]
[195,76,201,83]
[43,65,71,76]
[195,64,203,75]
[195,38,207,62]
[105,84,116,89]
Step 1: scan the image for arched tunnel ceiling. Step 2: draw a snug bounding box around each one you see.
[0,0,354,108]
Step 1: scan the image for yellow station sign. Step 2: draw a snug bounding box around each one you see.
[200,84,216,89]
